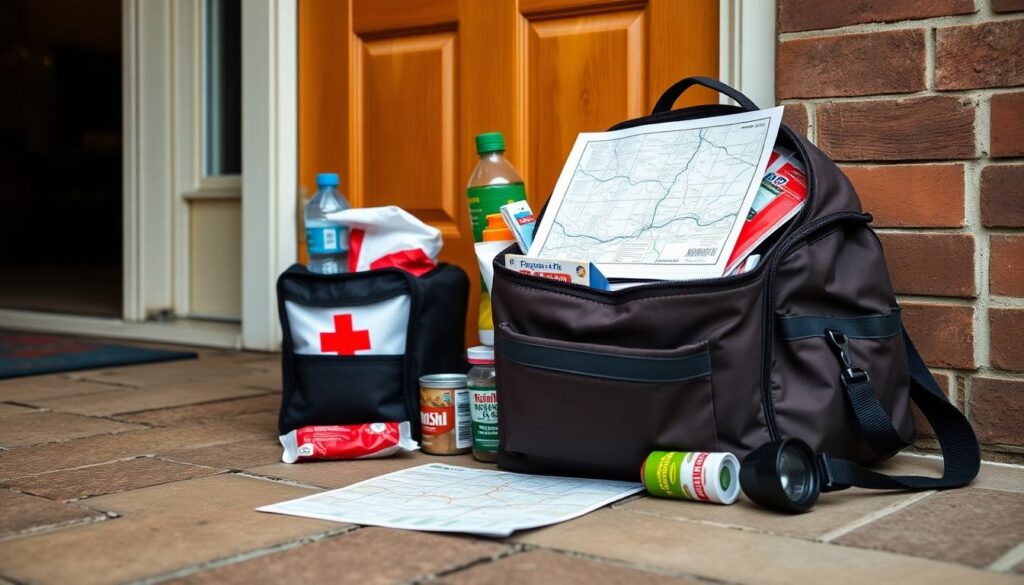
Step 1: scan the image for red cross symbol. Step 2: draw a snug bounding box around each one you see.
[320,314,371,355]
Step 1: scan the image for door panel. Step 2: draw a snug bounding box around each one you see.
[359,32,458,231]
[299,0,718,344]
[526,9,646,212]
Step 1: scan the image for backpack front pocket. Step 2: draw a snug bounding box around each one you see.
[496,323,718,480]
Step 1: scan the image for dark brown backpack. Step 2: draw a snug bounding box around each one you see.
[490,77,980,494]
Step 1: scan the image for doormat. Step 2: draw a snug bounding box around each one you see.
[0,333,197,379]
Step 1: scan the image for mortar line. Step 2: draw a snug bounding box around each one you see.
[925,25,936,91]
[778,11,1024,40]
[806,100,817,144]
[623,506,769,536]
[126,525,360,585]
[231,470,326,491]
[989,296,1024,308]
[783,85,1024,105]
[0,512,115,544]
[988,540,1024,572]
[108,392,279,422]
[967,86,991,415]
[817,490,936,542]
[2,454,177,481]
[891,294,976,306]
[899,449,1024,467]
[874,227,972,235]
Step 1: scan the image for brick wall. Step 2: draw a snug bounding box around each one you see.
[776,0,1024,462]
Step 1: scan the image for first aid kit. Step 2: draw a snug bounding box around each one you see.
[490,77,980,499]
[277,206,469,438]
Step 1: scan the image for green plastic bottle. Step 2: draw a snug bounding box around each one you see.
[466,132,527,345]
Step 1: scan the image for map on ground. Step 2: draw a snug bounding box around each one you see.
[529,107,784,280]
[257,463,643,537]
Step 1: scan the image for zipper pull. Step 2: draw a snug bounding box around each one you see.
[825,329,870,386]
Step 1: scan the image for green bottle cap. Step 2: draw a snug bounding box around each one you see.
[475,132,506,154]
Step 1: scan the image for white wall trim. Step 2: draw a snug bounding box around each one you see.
[719,0,777,109]
[241,0,298,350]
[124,0,176,321]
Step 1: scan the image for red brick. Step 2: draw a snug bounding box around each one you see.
[843,164,964,227]
[990,308,1024,371]
[969,376,1024,446]
[817,97,975,161]
[936,20,1024,90]
[877,233,976,297]
[912,371,952,439]
[981,165,1024,228]
[990,235,1024,297]
[991,93,1024,158]
[777,30,926,99]
[902,302,975,369]
[778,0,977,32]
[782,103,809,137]
[993,0,1024,12]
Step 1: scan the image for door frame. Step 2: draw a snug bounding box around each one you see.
[719,0,776,109]
[0,0,296,350]
[0,0,770,351]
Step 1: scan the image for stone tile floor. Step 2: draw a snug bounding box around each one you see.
[0,343,1022,584]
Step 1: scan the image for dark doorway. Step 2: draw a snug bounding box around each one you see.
[0,0,122,317]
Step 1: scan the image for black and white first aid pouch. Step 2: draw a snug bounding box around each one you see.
[277,263,469,439]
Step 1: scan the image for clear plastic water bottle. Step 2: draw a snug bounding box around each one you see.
[305,173,351,274]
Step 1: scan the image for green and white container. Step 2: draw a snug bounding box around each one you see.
[641,450,740,505]
[467,345,498,462]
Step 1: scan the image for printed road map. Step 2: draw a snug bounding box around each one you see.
[529,107,783,280]
[257,463,643,537]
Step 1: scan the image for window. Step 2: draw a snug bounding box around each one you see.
[203,0,241,177]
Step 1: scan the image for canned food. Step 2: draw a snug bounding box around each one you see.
[419,373,471,455]
[641,450,740,505]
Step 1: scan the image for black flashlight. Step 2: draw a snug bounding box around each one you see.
[739,438,821,513]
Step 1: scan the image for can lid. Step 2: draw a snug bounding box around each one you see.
[419,373,467,388]
[467,345,495,365]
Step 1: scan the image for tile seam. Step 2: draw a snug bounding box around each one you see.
[408,543,528,584]
[817,490,936,542]
[987,540,1024,572]
[518,543,746,585]
[123,525,360,585]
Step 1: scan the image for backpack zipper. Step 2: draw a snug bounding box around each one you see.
[758,211,873,441]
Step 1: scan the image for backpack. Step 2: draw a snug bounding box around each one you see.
[490,77,980,495]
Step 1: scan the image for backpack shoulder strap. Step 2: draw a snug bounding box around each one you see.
[820,328,981,491]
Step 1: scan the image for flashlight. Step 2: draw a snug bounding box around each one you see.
[739,438,822,513]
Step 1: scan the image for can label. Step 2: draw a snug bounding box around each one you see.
[469,385,499,453]
[642,451,737,505]
[420,387,471,454]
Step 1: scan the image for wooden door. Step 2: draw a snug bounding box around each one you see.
[299,0,719,343]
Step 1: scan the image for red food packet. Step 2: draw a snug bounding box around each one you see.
[280,422,418,463]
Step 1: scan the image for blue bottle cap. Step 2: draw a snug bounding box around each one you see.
[316,173,339,187]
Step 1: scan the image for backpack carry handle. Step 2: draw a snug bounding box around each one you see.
[651,76,759,114]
